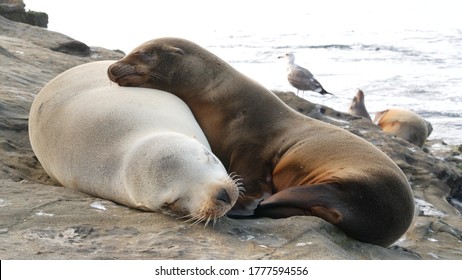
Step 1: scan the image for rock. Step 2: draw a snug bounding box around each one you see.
[1,15,461,259]
[0,0,48,27]
[0,15,124,184]
[51,40,91,56]
[0,180,418,259]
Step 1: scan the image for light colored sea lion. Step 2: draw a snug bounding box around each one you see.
[374,108,432,148]
[349,89,372,121]
[107,38,415,246]
[29,60,239,223]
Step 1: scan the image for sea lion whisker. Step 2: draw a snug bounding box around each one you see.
[229,174,244,188]
[233,179,244,186]
[186,218,199,225]
[179,213,195,221]
[204,215,212,227]
[191,215,206,226]
[229,172,243,181]
[183,212,203,224]
[237,185,246,197]
[182,217,195,223]
[181,211,204,224]
[233,178,243,187]
[179,212,195,218]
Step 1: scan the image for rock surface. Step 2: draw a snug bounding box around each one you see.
[1,14,461,259]
[0,0,47,27]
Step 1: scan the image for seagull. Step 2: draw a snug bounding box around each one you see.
[278,52,333,96]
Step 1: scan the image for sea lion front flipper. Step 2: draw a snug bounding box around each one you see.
[225,197,262,218]
[254,183,343,225]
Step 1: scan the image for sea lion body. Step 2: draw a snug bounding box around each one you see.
[29,61,238,220]
[108,38,415,246]
[349,89,372,120]
[374,108,431,147]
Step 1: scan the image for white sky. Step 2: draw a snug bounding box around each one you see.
[24,0,461,53]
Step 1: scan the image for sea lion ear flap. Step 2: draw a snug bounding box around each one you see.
[161,45,185,55]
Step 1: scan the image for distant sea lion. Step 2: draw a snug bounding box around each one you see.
[349,89,372,120]
[374,108,432,148]
[107,38,414,246]
[29,61,239,223]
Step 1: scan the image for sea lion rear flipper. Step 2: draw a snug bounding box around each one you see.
[254,184,343,225]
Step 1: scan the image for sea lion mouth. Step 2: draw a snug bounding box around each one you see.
[107,63,141,85]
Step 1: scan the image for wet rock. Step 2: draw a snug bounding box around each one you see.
[1,15,461,259]
[0,180,419,259]
[0,15,124,184]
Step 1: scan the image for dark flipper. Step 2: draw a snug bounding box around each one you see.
[253,182,407,247]
[254,183,344,225]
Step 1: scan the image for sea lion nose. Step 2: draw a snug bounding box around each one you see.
[107,63,135,82]
[216,188,232,204]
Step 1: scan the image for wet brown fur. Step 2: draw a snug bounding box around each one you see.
[108,38,415,246]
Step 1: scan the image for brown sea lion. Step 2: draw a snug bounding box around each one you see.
[107,38,415,246]
[349,89,372,121]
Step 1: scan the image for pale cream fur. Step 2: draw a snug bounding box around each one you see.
[29,61,238,220]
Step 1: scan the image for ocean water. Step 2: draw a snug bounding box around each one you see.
[201,28,461,145]
[28,0,462,144]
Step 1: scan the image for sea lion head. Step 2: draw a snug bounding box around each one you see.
[107,38,228,98]
[123,133,241,224]
[348,89,371,120]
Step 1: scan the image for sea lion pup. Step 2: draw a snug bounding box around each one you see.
[349,89,372,121]
[374,108,432,148]
[107,38,415,246]
[29,61,239,223]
